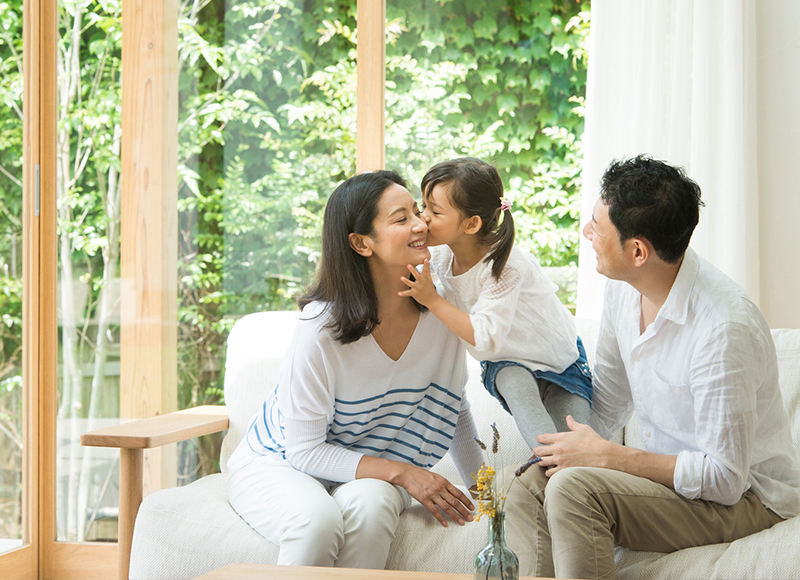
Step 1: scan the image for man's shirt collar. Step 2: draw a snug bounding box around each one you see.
[655,247,700,326]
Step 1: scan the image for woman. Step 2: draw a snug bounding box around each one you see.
[227,170,482,569]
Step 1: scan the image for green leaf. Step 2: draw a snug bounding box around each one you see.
[474,15,498,40]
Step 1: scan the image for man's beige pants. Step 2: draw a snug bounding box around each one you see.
[504,465,783,579]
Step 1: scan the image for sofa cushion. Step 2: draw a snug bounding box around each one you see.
[129,474,279,580]
[615,511,800,579]
[130,459,493,578]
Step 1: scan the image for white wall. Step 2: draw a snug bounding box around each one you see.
[757,0,800,329]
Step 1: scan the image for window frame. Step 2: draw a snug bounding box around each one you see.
[5,0,387,578]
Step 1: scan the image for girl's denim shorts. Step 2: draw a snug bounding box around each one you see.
[480,336,593,415]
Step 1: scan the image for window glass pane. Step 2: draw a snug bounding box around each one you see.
[55,0,122,542]
[385,0,590,308]
[176,0,356,483]
[0,0,24,553]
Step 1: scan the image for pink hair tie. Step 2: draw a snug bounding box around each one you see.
[500,198,512,212]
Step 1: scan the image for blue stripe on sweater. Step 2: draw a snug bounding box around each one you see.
[333,392,459,418]
[335,383,461,406]
[329,422,453,453]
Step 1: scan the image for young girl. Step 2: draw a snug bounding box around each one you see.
[400,157,592,452]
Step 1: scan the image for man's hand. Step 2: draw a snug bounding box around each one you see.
[399,259,441,308]
[532,415,612,477]
[533,416,678,487]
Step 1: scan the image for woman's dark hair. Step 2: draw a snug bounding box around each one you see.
[298,170,423,344]
[421,157,514,279]
[600,155,704,263]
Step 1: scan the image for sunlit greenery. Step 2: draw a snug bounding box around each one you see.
[0,0,589,540]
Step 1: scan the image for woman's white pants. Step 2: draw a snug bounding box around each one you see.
[228,456,412,569]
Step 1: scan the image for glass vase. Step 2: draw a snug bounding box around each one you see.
[474,511,519,580]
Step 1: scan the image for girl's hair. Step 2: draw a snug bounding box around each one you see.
[298,170,424,344]
[421,157,514,279]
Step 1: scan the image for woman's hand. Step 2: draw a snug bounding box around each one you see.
[397,464,475,527]
[399,259,440,308]
[356,455,474,527]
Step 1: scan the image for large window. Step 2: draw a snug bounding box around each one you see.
[176,0,358,483]
[385,0,589,305]
[173,0,590,487]
[5,0,590,576]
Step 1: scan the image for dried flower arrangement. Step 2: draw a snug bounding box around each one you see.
[472,423,540,521]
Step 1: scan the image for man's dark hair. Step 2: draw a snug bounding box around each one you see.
[600,155,704,263]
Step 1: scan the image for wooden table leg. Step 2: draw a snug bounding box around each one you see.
[119,448,143,580]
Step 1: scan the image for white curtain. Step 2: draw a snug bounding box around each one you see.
[576,0,759,320]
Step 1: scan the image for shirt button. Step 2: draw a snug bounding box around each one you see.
[637,396,642,402]
[633,356,641,363]
[645,431,652,438]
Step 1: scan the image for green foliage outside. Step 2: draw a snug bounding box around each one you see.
[0,0,589,539]
[0,0,24,540]
[384,0,589,269]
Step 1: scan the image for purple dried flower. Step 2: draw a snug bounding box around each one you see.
[515,456,539,477]
[474,436,487,451]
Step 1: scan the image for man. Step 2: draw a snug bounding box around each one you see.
[505,155,800,579]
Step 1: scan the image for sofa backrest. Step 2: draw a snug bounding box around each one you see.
[220,311,800,471]
[220,310,301,471]
[773,328,800,449]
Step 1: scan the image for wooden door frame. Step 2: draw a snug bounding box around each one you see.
[357,0,385,172]
[0,0,43,575]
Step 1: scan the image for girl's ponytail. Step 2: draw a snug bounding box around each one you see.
[486,205,514,279]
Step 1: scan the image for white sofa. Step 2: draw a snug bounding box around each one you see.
[127,311,800,579]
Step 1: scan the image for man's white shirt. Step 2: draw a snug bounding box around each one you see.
[591,248,800,518]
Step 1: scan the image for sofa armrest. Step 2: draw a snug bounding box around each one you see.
[81,405,228,580]
[81,405,229,449]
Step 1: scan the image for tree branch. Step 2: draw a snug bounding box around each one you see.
[0,163,22,190]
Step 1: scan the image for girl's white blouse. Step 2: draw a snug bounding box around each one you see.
[431,245,578,372]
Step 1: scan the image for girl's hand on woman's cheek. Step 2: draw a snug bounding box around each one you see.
[398,259,439,307]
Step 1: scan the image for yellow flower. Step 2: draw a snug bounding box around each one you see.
[475,463,495,493]
[474,462,501,521]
